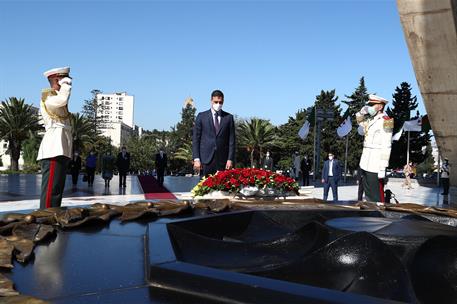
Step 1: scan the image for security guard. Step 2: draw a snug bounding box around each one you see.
[37,67,73,208]
[356,94,393,202]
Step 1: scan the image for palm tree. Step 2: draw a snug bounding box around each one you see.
[238,118,276,168]
[71,113,96,153]
[0,97,41,171]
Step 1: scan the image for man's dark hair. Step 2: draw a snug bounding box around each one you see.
[211,90,224,99]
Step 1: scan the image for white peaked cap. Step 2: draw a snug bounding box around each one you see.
[367,94,388,105]
[43,66,70,78]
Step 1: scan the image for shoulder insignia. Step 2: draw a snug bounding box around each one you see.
[383,117,394,130]
[383,115,391,120]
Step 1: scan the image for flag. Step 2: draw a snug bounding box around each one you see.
[392,127,403,141]
[298,121,310,139]
[337,116,352,138]
[403,117,422,132]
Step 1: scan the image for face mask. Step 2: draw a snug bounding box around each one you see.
[329,156,334,160]
[266,153,270,157]
[368,106,378,116]
[212,103,222,112]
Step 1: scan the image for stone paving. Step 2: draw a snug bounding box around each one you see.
[0,174,454,212]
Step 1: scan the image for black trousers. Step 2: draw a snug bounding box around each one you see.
[201,154,226,177]
[302,172,310,186]
[361,169,382,202]
[119,171,127,186]
[323,176,338,202]
[71,170,79,185]
[442,178,450,195]
[357,181,364,201]
[40,156,70,209]
[86,167,95,185]
[157,169,165,186]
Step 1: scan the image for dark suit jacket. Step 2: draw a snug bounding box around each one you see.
[69,156,81,173]
[116,152,131,173]
[192,109,236,165]
[300,158,311,173]
[322,159,342,183]
[155,153,167,172]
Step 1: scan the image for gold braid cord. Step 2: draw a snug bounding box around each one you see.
[41,88,70,122]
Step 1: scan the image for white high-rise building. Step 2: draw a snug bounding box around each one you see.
[96,92,134,128]
[96,92,136,147]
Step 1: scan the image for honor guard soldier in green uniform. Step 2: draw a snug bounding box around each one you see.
[37,67,73,208]
[356,94,393,202]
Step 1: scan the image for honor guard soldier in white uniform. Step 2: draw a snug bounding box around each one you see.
[356,94,393,202]
[37,67,73,208]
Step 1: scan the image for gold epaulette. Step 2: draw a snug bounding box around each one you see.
[41,88,71,121]
[383,117,394,131]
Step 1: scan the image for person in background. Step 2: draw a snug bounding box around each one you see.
[402,162,413,190]
[300,155,311,186]
[293,151,301,183]
[85,150,97,187]
[441,158,450,195]
[116,146,131,187]
[155,148,168,186]
[262,151,274,171]
[321,152,342,202]
[102,151,115,187]
[69,151,82,187]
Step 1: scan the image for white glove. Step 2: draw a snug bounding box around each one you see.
[359,106,370,115]
[58,77,72,86]
[378,169,386,179]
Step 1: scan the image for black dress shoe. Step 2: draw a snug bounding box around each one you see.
[441,193,449,195]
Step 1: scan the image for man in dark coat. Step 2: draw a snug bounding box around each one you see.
[321,152,342,202]
[69,151,82,187]
[116,146,130,187]
[300,155,311,186]
[155,149,167,186]
[262,151,274,171]
[192,90,236,177]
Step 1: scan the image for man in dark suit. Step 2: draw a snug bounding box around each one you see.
[262,151,274,171]
[321,152,342,202]
[69,151,82,187]
[116,146,130,187]
[300,155,311,186]
[155,148,167,186]
[192,90,236,177]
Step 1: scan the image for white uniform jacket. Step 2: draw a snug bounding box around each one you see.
[356,111,394,174]
[37,84,73,160]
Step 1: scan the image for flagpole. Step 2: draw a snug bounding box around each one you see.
[407,131,410,165]
[344,134,349,183]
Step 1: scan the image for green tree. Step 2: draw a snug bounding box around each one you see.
[169,104,196,173]
[313,90,343,174]
[70,113,96,153]
[126,135,156,173]
[0,97,41,171]
[238,118,276,168]
[342,77,369,173]
[276,108,311,170]
[22,132,42,171]
[82,89,108,135]
[386,82,430,168]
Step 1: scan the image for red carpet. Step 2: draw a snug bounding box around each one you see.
[137,176,177,199]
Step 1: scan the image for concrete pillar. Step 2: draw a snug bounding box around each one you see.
[397,0,457,200]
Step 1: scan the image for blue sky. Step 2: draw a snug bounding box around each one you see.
[0,0,425,131]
